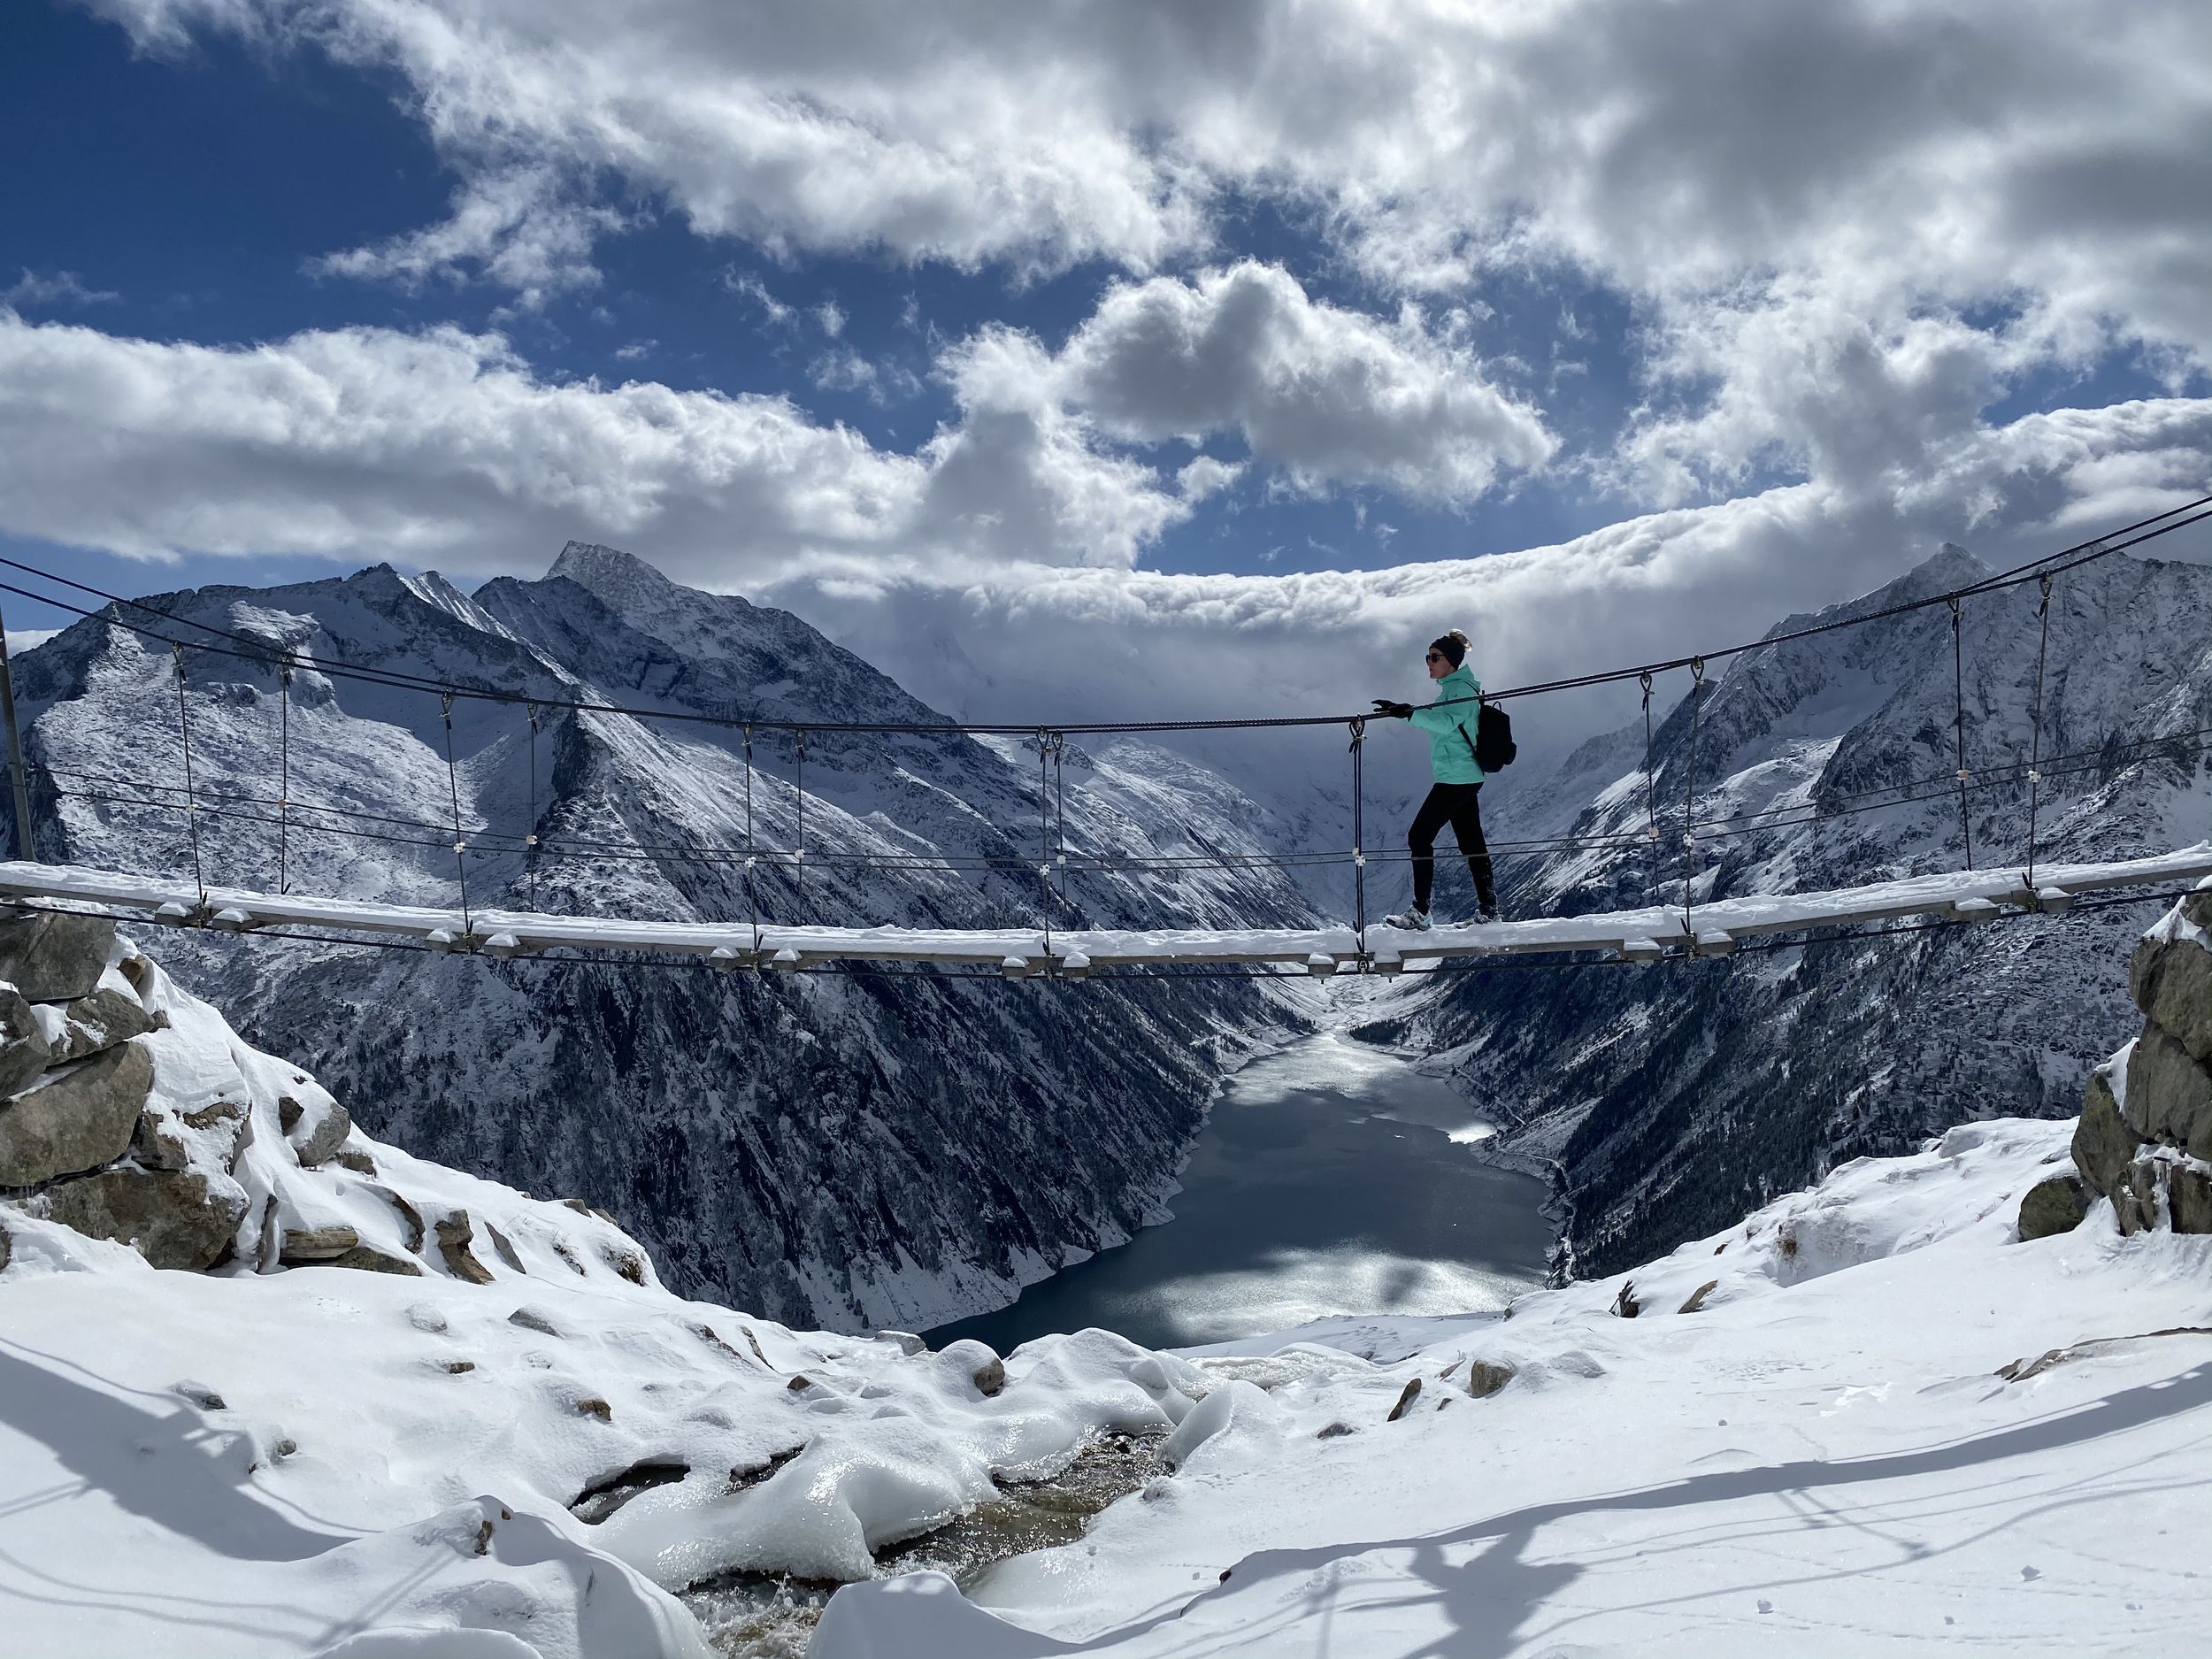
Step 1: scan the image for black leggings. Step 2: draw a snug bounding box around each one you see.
[1409,782,1495,913]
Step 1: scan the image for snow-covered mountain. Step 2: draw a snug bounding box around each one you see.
[1388,544,2212,1277]
[6,543,1317,1327]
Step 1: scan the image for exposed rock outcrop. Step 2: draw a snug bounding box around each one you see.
[2051,886,2212,1238]
[36,1165,245,1270]
[0,1041,154,1187]
[0,910,116,1002]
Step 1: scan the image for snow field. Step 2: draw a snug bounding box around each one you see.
[817,1118,2212,1657]
[1,934,1218,1655]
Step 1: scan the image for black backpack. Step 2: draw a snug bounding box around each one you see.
[1465,699,1517,774]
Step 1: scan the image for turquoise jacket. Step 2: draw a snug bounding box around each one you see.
[1407,664,1484,783]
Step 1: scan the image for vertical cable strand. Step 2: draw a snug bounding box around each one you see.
[440,693,472,933]
[1036,730,1052,964]
[172,645,206,906]
[1639,669,1659,905]
[1349,718,1367,954]
[743,726,760,954]
[524,703,540,912]
[276,664,292,895]
[1681,658,1706,934]
[1949,595,1974,869]
[793,729,806,916]
[2024,574,2055,890]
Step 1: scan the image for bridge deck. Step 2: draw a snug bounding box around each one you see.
[1,849,2206,975]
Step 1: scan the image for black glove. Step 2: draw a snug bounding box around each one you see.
[1371,698,1414,719]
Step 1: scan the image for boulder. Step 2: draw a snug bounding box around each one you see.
[0,911,116,1002]
[2110,1157,2166,1237]
[2170,1164,2212,1235]
[2124,1021,2212,1158]
[434,1210,496,1285]
[2130,931,2212,1065]
[2017,1174,2088,1240]
[288,1100,353,1168]
[36,1165,245,1269]
[1465,1360,1515,1399]
[49,987,157,1066]
[2073,1067,2139,1199]
[326,1244,423,1276]
[280,1225,360,1263]
[132,1098,248,1174]
[0,984,50,1098]
[0,1041,154,1187]
[1386,1377,1424,1421]
[0,1220,10,1273]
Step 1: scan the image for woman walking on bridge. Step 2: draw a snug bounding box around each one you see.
[1373,630,1499,929]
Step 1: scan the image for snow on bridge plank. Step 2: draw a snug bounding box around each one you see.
[0,846,2205,972]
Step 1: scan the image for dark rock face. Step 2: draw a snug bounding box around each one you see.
[2017,1174,2087,1240]
[0,1041,154,1187]
[2124,1021,2212,1159]
[0,911,116,1003]
[2070,1070,2137,1201]
[35,1165,245,1269]
[2068,895,2212,1237]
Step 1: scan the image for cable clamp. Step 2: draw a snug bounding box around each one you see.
[525,833,539,848]
[1955,769,1971,783]
[453,841,467,855]
[2025,770,2041,785]
[1353,849,1365,867]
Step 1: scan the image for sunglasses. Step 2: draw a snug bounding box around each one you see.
[1425,651,1446,663]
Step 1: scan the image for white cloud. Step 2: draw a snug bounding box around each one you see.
[816,299,847,339]
[1054,265,1555,503]
[87,3,2212,419]
[0,311,924,567]
[1177,456,1242,502]
[3,270,119,309]
[307,167,620,308]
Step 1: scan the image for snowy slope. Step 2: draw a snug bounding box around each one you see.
[816,1114,2212,1658]
[7,916,2205,1658]
[1392,545,2212,1276]
[4,547,1316,1329]
[0,934,1216,1657]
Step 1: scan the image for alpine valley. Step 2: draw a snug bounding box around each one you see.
[6,542,1317,1329]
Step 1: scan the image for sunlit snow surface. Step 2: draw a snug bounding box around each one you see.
[6,936,2211,1656]
[819,1116,2212,1657]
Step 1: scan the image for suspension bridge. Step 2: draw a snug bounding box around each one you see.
[0,496,2208,980]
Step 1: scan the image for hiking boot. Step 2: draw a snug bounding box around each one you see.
[1475,903,1500,925]
[1383,908,1432,931]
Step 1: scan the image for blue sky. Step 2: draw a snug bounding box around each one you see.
[2,0,2208,727]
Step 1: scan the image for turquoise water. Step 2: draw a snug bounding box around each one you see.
[927,1033,1553,1354]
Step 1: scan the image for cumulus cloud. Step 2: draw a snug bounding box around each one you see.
[0,311,923,566]
[86,1,2212,490]
[1047,265,1555,503]
[1177,456,1242,502]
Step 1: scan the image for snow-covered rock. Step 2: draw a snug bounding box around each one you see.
[6,544,1315,1327]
